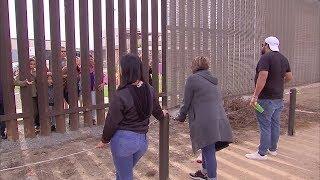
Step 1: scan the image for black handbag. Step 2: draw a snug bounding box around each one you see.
[215,141,231,151]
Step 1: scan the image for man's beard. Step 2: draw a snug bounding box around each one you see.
[261,49,266,55]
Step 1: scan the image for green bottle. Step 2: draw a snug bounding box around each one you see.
[254,102,264,113]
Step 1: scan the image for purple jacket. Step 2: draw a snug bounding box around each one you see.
[90,72,108,91]
[90,72,95,91]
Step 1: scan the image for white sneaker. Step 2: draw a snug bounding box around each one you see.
[245,152,267,160]
[268,150,278,156]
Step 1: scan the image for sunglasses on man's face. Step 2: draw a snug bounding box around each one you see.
[261,43,267,47]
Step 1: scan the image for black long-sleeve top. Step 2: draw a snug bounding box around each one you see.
[101,83,164,143]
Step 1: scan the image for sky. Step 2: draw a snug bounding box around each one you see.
[8,0,162,50]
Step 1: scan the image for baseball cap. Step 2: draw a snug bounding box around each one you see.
[265,36,280,52]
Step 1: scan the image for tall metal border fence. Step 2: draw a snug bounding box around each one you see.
[166,0,320,107]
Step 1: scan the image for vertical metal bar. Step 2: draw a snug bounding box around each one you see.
[64,0,79,130]
[169,0,177,106]
[79,0,93,126]
[222,0,228,94]
[33,0,50,136]
[141,0,149,83]
[151,0,159,93]
[49,0,66,133]
[210,0,216,75]
[195,1,201,54]
[130,0,138,54]
[0,0,19,140]
[203,0,209,58]
[106,0,116,99]
[118,0,127,57]
[161,0,167,107]
[288,88,296,136]
[159,114,169,180]
[216,0,223,88]
[234,0,241,94]
[178,0,186,101]
[15,0,35,138]
[93,0,105,125]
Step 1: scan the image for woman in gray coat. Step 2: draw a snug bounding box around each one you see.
[175,56,234,180]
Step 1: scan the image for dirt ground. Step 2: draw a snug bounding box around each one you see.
[0,83,319,180]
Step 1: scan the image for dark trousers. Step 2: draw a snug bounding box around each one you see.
[0,103,6,136]
[32,97,40,127]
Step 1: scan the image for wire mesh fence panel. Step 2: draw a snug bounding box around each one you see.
[166,0,320,107]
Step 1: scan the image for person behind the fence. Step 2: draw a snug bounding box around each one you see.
[60,46,67,67]
[245,36,293,160]
[0,78,7,139]
[14,57,39,133]
[96,53,167,180]
[62,58,81,104]
[47,72,56,132]
[174,56,234,180]
[89,55,107,124]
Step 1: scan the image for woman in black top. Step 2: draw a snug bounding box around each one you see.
[96,54,167,180]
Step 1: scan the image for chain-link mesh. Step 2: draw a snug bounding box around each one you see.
[166,0,320,108]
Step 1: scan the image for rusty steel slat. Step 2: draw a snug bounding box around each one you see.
[130,0,138,54]
[0,0,18,140]
[159,114,170,180]
[0,113,31,122]
[141,0,149,83]
[15,0,36,138]
[0,101,112,120]
[161,0,167,107]
[64,0,79,130]
[32,0,50,136]
[49,0,66,133]
[79,0,93,126]
[106,0,116,100]
[0,104,108,121]
[151,0,159,94]
[118,0,127,57]
[0,104,109,120]
[49,104,109,117]
[93,0,105,125]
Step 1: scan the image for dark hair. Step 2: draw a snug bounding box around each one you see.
[118,53,145,89]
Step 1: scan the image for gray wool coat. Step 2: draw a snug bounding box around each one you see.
[177,70,234,153]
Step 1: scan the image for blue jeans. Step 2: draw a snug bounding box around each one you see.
[257,99,284,156]
[201,143,217,179]
[49,106,56,126]
[111,130,148,180]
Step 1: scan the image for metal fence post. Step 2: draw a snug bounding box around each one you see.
[159,113,169,180]
[288,88,297,136]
